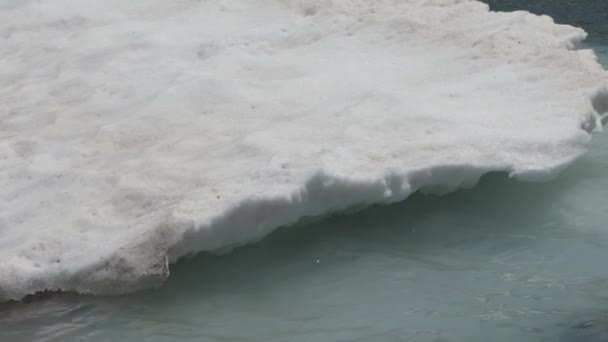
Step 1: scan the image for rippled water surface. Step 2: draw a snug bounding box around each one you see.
[2,1,608,341]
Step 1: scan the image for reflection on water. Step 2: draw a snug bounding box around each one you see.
[2,1,608,341]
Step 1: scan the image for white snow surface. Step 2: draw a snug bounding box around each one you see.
[0,0,607,301]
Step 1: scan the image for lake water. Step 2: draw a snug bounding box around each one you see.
[1,1,607,341]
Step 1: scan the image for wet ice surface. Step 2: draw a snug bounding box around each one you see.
[2,1,608,341]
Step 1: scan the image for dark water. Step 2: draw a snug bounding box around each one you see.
[2,1,608,341]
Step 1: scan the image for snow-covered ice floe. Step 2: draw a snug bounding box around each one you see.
[0,0,607,301]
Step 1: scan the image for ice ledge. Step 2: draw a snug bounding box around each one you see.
[0,158,589,302]
[1,0,608,303]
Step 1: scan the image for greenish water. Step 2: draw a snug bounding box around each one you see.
[1,1,608,341]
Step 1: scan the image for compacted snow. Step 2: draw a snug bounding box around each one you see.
[0,0,606,301]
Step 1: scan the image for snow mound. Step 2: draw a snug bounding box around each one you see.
[0,0,607,301]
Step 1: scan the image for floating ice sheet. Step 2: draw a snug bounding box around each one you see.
[0,0,607,301]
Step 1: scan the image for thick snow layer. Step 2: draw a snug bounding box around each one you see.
[0,0,607,301]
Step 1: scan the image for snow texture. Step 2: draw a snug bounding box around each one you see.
[0,0,607,301]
